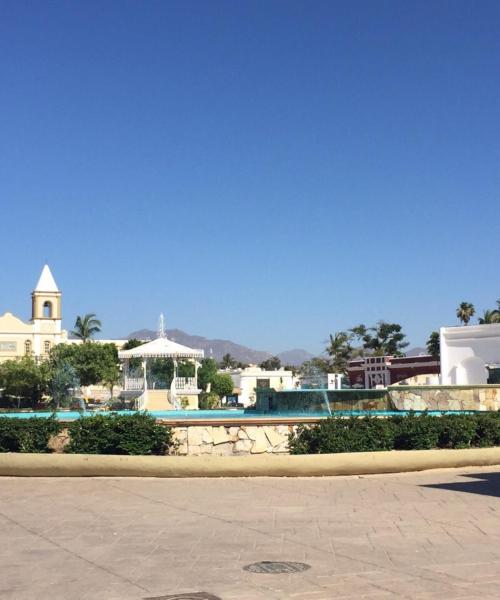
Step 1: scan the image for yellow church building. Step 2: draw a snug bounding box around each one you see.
[0,265,68,363]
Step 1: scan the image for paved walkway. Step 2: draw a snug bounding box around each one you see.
[0,466,499,599]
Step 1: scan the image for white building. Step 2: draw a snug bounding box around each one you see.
[440,324,500,385]
[0,265,68,362]
[223,366,294,407]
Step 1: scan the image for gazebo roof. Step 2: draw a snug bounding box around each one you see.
[118,337,204,360]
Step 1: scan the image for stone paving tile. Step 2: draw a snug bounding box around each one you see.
[0,466,499,599]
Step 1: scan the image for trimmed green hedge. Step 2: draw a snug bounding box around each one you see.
[65,413,175,455]
[0,417,61,453]
[289,413,500,454]
[0,413,175,455]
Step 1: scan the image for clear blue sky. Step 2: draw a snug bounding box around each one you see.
[1,0,499,355]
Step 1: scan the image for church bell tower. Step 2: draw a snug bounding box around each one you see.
[31,265,64,357]
[32,265,62,322]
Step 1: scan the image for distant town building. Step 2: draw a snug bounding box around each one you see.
[347,355,440,389]
[223,366,294,406]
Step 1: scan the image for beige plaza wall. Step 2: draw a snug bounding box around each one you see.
[2,448,499,478]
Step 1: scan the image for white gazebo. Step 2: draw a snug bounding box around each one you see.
[118,331,204,411]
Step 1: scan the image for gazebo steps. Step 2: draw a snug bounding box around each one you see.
[145,390,175,411]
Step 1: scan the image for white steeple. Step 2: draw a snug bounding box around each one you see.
[34,265,59,292]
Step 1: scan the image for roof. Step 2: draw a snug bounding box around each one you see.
[34,265,59,292]
[118,336,204,359]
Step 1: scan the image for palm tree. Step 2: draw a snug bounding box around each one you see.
[326,331,352,374]
[220,353,237,369]
[71,313,102,342]
[456,302,475,325]
[478,309,500,324]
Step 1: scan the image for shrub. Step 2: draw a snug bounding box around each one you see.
[66,412,174,455]
[289,417,396,454]
[199,392,220,410]
[393,414,440,450]
[0,417,61,453]
[473,413,500,447]
[289,413,500,454]
[437,414,477,449]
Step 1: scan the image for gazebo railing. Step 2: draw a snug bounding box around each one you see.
[175,377,198,390]
[124,377,144,391]
[124,376,198,392]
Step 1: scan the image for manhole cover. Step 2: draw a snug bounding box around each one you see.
[243,561,311,574]
[144,594,221,600]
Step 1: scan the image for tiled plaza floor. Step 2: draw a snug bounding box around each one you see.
[0,466,499,599]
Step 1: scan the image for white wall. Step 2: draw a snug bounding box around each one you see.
[223,367,294,406]
[440,324,500,385]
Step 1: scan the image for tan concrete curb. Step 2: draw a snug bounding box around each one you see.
[0,447,499,478]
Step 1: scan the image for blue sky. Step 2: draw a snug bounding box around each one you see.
[1,0,499,354]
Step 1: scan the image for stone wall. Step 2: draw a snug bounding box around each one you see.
[48,423,296,455]
[388,386,500,412]
[171,424,295,456]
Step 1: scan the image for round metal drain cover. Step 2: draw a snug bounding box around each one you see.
[243,561,311,574]
[144,594,221,600]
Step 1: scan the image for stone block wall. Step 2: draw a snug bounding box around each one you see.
[388,386,500,411]
[170,424,296,456]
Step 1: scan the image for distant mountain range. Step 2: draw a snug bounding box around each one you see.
[126,328,314,366]
[125,328,426,366]
[405,347,427,357]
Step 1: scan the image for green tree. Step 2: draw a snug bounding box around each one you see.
[360,321,408,356]
[0,357,50,408]
[220,353,237,369]
[456,302,475,325]
[325,331,352,374]
[299,357,331,375]
[100,361,121,398]
[149,358,174,388]
[177,360,195,378]
[51,360,80,408]
[122,339,144,350]
[121,338,144,373]
[349,324,368,358]
[197,358,219,392]
[211,373,234,399]
[426,331,440,359]
[259,356,282,370]
[50,343,118,387]
[71,313,102,342]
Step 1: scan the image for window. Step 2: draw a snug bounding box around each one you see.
[487,367,500,384]
[0,342,17,352]
[44,341,51,354]
[256,378,270,389]
[43,301,52,318]
[25,340,32,355]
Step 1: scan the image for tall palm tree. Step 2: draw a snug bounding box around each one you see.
[456,302,475,325]
[71,313,102,342]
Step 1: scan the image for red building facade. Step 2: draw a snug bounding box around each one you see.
[347,355,440,388]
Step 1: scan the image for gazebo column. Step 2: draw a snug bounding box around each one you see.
[171,359,178,409]
[123,359,129,390]
[194,361,199,389]
[142,358,148,407]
